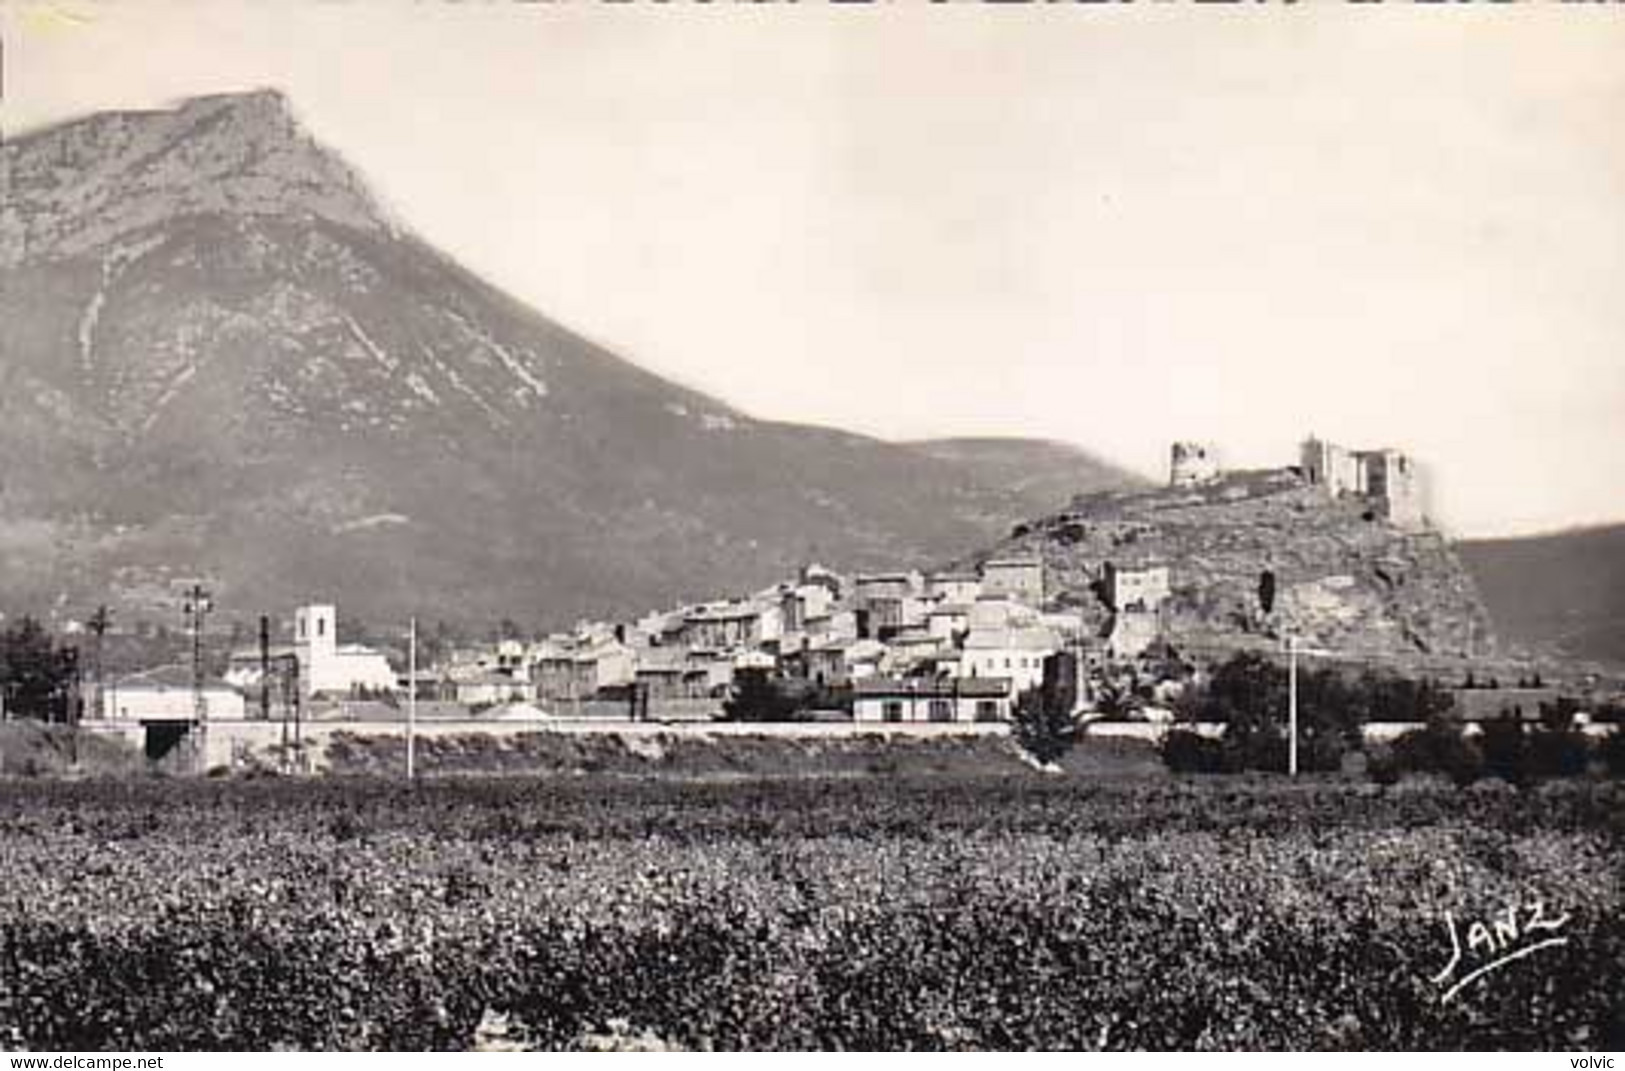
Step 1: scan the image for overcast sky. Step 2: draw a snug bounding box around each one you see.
[6,1,1622,538]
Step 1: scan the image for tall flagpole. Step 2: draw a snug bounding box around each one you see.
[407,616,417,780]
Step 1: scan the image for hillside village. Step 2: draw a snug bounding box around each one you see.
[68,433,1593,770]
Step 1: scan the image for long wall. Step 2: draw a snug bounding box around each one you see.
[80,715,1012,771]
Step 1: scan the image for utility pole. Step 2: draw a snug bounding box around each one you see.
[1287,635,1299,778]
[88,605,111,721]
[291,657,302,771]
[407,616,417,780]
[278,653,294,772]
[182,584,212,772]
[64,645,81,767]
[1283,633,1333,778]
[259,615,271,722]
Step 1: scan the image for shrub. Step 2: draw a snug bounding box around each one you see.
[1479,714,1529,785]
[1174,652,1427,775]
[1602,731,1625,778]
[1388,719,1483,785]
[720,670,808,723]
[1526,728,1590,779]
[1365,743,1400,785]
[1160,728,1227,774]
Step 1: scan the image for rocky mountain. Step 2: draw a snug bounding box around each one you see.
[0,89,1135,628]
[1457,524,1625,670]
[904,438,1150,506]
[969,468,1498,670]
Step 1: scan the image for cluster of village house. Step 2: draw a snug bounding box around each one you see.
[94,436,1423,727]
[424,553,1180,724]
[96,556,1176,727]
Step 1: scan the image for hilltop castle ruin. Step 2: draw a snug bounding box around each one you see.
[1299,436,1425,529]
[1168,442,1220,487]
[1165,436,1426,530]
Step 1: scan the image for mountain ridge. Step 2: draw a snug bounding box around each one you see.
[0,90,1136,627]
[1456,523,1625,670]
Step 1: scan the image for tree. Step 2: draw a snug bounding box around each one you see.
[720,669,806,723]
[0,618,80,723]
[1355,669,1455,724]
[1175,651,1362,773]
[1257,569,1277,616]
[421,620,460,666]
[1389,712,1483,785]
[1478,711,1528,784]
[1524,696,1589,779]
[1013,654,1079,766]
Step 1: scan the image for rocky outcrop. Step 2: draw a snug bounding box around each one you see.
[976,468,1496,665]
[3,90,386,268]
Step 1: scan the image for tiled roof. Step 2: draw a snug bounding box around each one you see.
[684,603,762,622]
[963,626,1060,651]
[852,677,1012,699]
[113,664,241,692]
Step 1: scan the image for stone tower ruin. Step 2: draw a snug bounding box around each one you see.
[1169,442,1220,488]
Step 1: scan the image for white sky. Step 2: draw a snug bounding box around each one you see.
[6,0,1623,538]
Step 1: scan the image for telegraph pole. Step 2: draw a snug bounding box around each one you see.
[259,615,271,722]
[88,606,111,721]
[278,653,294,772]
[291,657,302,771]
[1283,633,1333,778]
[182,584,212,772]
[1287,635,1299,778]
[407,616,417,780]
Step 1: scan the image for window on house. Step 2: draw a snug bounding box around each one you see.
[882,700,904,724]
[318,618,326,638]
[929,699,952,723]
[975,700,999,723]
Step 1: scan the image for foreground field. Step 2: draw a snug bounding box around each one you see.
[0,775,1620,1050]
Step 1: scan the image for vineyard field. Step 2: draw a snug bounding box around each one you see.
[0,775,1620,1050]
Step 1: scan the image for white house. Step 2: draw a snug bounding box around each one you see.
[852,676,1013,724]
[804,637,888,687]
[957,625,1059,694]
[926,604,972,642]
[979,557,1045,607]
[530,635,635,701]
[967,597,1040,633]
[103,666,248,722]
[925,572,983,605]
[1104,562,1171,613]
[682,601,766,652]
[453,673,535,708]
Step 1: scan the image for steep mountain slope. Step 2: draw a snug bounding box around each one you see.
[905,438,1150,506]
[970,468,1497,669]
[1457,525,1625,669]
[0,90,1134,627]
